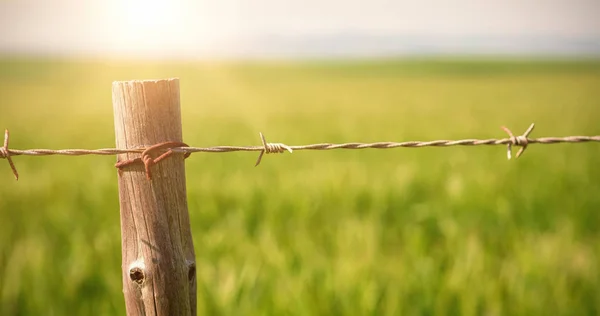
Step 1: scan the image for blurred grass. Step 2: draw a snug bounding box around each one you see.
[1,57,599,315]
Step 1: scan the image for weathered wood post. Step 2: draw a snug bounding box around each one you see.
[112,78,196,315]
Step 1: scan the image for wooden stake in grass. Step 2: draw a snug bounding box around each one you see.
[112,78,196,316]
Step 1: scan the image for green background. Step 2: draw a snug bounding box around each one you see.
[1,59,599,315]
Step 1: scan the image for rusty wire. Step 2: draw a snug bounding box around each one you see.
[2,124,600,180]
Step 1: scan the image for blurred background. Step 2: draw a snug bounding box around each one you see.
[1,0,599,315]
[2,0,600,58]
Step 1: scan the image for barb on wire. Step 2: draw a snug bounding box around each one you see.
[1,129,19,180]
[501,123,535,160]
[2,123,600,180]
[255,132,293,167]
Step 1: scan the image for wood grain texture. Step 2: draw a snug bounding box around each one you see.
[112,78,196,316]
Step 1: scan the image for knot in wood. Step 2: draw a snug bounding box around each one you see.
[187,261,196,281]
[129,267,145,284]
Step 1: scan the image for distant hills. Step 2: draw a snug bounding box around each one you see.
[1,33,599,59]
[214,33,600,59]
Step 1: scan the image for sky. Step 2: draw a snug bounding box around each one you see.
[1,0,599,58]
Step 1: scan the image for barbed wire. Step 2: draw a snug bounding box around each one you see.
[2,123,600,180]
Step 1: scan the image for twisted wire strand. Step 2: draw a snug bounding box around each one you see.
[2,123,600,180]
[5,136,599,156]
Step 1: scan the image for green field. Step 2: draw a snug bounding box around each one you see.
[1,58,599,315]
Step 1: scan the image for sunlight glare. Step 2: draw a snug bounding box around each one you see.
[123,0,177,29]
[114,0,186,55]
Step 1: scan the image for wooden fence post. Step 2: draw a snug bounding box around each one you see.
[112,78,196,316]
